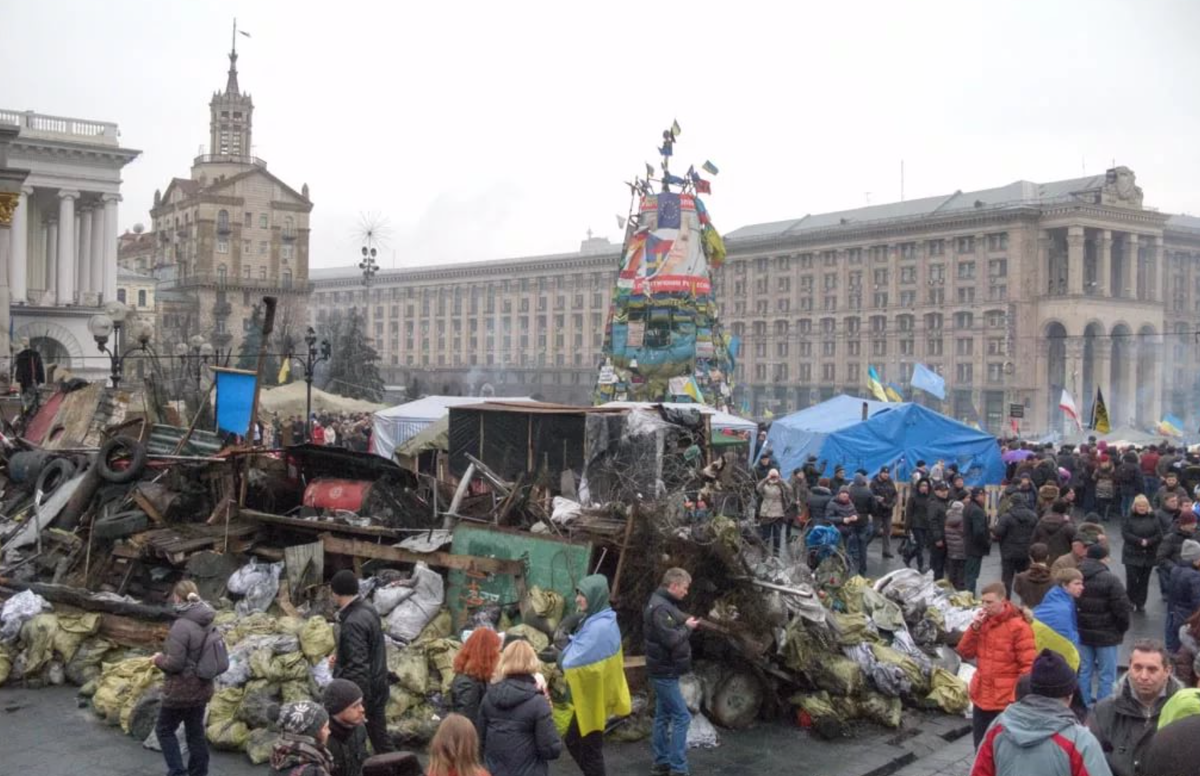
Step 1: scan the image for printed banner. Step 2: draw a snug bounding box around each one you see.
[214,368,258,436]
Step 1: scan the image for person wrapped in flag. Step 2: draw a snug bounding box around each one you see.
[558,574,631,776]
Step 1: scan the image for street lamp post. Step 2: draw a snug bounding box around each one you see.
[174,334,215,401]
[358,244,378,376]
[88,301,153,389]
[291,326,331,442]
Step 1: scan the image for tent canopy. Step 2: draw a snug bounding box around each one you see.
[765,396,1004,485]
[371,395,533,459]
[258,381,386,418]
[394,415,449,458]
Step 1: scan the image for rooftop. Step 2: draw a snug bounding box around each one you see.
[0,108,121,147]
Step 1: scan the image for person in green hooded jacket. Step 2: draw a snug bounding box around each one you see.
[557,574,631,776]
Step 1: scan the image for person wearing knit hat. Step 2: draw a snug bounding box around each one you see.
[1076,540,1133,708]
[942,501,967,591]
[973,649,1109,776]
[322,679,369,776]
[1166,539,1200,652]
[270,700,335,776]
[330,572,392,757]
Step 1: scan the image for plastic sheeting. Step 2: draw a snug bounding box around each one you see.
[385,564,445,643]
[765,396,1005,485]
[0,590,51,642]
[372,396,533,459]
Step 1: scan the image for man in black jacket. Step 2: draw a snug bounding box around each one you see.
[927,481,951,580]
[993,500,1039,598]
[871,467,899,560]
[963,487,992,595]
[644,568,699,776]
[1076,543,1133,707]
[330,570,392,755]
[323,678,369,776]
[1087,639,1182,776]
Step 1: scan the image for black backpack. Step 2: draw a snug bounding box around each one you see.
[194,626,229,680]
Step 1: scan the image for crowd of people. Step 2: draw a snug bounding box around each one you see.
[148,567,702,776]
[263,412,375,451]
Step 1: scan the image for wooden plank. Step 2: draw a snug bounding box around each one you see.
[320,534,524,576]
[133,491,165,524]
[241,509,407,539]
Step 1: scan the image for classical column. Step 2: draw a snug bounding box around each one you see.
[101,194,120,304]
[1037,230,1051,295]
[90,203,105,304]
[78,205,94,300]
[1123,234,1138,299]
[45,219,58,303]
[1097,230,1112,298]
[1152,236,1165,304]
[57,189,78,304]
[1067,226,1085,295]
[0,190,17,358]
[10,185,31,305]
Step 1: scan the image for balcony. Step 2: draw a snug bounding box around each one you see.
[212,302,232,318]
[0,108,120,146]
[193,153,268,169]
[281,228,297,242]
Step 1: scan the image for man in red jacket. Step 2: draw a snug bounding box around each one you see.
[958,581,1038,747]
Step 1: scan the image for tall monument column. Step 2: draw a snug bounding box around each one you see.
[57,189,78,304]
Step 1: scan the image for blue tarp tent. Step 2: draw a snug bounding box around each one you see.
[765,395,1004,485]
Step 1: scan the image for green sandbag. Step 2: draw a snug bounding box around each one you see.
[208,718,250,751]
[423,638,461,695]
[385,684,419,722]
[861,588,906,633]
[827,612,879,647]
[299,617,336,662]
[237,685,281,728]
[20,614,60,675]
[65,637,115,686]
[840,576,869,614]
[790,690,837,720]
[925,667,970,714]
[249,649,274,680]
[269,652,310,683]
[858,691,902,728]
[229,612,277,646]
[505,624,549,654]
[0,643,13,686]
[80,678,97,697]
[415,609,453,645]
[92,657,162,732]
[870,643,928,694]
[388,643,429,694]
[206,687,249,750]
[389,707,440,747]
[811,654,864,696]
[280,680,311,704]
[53,613,102,662]
[274,616,305,636]
[245,728,279,764]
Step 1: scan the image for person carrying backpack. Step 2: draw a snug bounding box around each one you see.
[153,580,226,776]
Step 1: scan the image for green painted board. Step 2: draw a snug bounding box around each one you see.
[448,524,593,626]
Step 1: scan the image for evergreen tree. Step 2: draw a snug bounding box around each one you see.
[325,308,384,402]
[234,304,281,385]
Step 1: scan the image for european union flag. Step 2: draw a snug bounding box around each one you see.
[657,192,682,229]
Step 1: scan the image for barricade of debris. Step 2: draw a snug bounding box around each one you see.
[0,392,976,760]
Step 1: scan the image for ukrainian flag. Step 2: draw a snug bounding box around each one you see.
[1157,413,1185,438]
[885,382,906,403]
[867,366,889,403]
[560,588,631,736]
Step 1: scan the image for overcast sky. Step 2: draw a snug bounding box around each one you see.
[3,0,1198,270]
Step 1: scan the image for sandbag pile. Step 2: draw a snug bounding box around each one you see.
[0,589,106,689]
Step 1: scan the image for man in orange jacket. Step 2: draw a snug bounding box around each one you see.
[958,581,1038,747]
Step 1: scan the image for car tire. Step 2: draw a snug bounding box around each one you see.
[34,457,77,497]
[96,437,147,484]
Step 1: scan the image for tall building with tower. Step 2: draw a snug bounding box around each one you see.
[149,36,313,358]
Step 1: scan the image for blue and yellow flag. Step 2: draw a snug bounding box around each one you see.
[867,366,889,403]
[885,382,906,403]
[560,608,631,736]
[1158,413,1184,438]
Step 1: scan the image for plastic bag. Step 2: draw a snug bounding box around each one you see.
[957,663,977,717]
[299,617,336,662]
[237,685,281,729]
[827,612,879,647]
[0,589,51,642]
[385,563,444,643]
[385,683,419,722]
[310,658,334,690]
[227,612,278,645]
[230,560,284,616]
[551,497,583,526]
[280,680,311,703]
[926,666,971,715]
[869,643,926,696]
[679,673,703,714]
[374,583,416,617]
[686,711,720,749]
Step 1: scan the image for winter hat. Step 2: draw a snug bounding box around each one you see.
[838,485,851,495]
[933,480,950,492]
[1182,511,1198,526]
[322,678,363,716]
[1181,540,1200,565]
[970,486,986,498]
[853,473,868,486]
[1030,649,1077,698]
[1075,523,1105,547]
[330,570,360,597]
[279,700,329,739]
[1087,543,1110,561]
[947,501,965,519]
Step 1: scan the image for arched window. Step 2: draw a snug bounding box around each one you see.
[217,264,227,284]
[217,209,230,233]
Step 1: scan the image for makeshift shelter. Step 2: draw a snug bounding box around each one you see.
[598,401,757,445]
[258,382,385,418]
[766,396,1004,485]
[394,415,449,475]
[371,396,532,459]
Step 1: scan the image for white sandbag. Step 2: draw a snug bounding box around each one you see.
[1,590,52,642]
[385,564,444,643]
[228,561,284,616]
[373,584,416,617]
[957,662,977,718]
[551,497,583,526]
[686,711,720,749]
[310,658,334,689]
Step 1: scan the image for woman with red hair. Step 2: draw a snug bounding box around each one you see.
[450,628,503,734]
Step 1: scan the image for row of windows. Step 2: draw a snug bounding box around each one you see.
[216,210,293,233]
[215,264,294,287]
[215,239,295,260]
[734,234,1010,273]
[729,259,1009,296]
[728,284,1008,315]
[315,291,606,313]
[742,361,1004,384]
[115,288,148,307]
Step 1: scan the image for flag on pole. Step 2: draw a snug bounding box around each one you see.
[1157,413,1184,438]
[1059,389,1083,431]
[966,401,985,431]
[911,363,946,400]
[867,366,889,402]
[1091,388,1111,433]
[885,382,906,402]
[702,160,720,176]
[671,119,682,138]
[277,357,290,384]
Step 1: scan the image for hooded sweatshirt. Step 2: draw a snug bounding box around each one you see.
[1013,563,1054,608]
[973,693,1110,776]
[560,574,631,737]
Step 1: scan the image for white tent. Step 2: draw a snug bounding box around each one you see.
[371,395,533,459]
[259,382,387,417]
[597,401,757,435]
